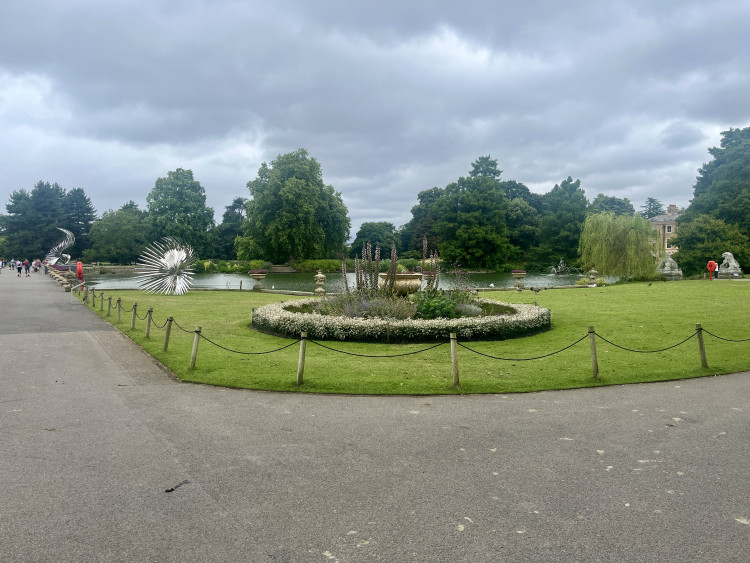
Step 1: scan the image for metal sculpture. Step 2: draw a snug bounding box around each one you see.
[135,237,195,295]
[46,228,76,265]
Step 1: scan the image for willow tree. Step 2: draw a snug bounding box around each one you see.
[579,212,659,279]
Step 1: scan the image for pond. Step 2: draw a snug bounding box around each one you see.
[85,271,585,292]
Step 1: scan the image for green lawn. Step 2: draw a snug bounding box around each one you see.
[83,280,750,394]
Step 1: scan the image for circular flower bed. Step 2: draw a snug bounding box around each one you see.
[252,298,551,342]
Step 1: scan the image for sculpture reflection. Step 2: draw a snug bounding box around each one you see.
[135,237,195,295]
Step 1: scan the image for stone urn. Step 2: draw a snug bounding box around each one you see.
[249,270,267,291]
[511,269,527,288]
[378,272,423,296]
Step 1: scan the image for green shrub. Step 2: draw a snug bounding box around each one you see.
[293,259,343,273]
[399,258,420,272]
[413,293,459,319]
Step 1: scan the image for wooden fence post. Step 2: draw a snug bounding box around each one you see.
[696,323,708,368]
[83,286,88,304]
[116,298,122,322]
[99,293,104,311]
[450,332,460,388]
[297,332,307,386]
[163,316,173,351]
[131,303,138,330]
[189,327,202,370]
[145,308,153,338]
[589,326,599,380]
[107,296,112,316]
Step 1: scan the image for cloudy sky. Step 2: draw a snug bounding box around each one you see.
[2,0,749,238]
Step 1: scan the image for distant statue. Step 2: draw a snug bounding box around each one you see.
[134,237,196,295]
[46,228,75,267]
[550,259,568,275]
[718,251,743,279]
[549,258,581,276]
[657,255,683,281]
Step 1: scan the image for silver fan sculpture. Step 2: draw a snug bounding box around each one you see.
[46,228,76,265]
[135,237,196,295]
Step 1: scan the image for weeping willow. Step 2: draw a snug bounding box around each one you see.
[579,212,660,279]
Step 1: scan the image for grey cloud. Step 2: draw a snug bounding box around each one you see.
[2,0,750,236]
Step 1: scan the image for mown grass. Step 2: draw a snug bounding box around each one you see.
[82,280,750,394]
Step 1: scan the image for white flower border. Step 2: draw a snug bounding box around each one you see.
[252,298,551,342]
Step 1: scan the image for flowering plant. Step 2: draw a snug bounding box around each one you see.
[252,298,550,343]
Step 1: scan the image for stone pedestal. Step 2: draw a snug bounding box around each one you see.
[511,270,527,288]
[314,269,326,296]
[250,272,267,291]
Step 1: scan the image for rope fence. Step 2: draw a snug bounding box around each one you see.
[78,287,746,388]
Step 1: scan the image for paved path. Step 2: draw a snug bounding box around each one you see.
[1,268,750,562]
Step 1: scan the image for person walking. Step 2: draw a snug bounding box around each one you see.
[707,259,718,280]
[24,259,31,277]
[17,260,23,277]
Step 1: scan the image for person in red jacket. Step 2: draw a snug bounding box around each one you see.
[707,259,718,280]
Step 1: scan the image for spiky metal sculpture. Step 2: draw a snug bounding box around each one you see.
[46,228,76,265]
[135,237,195,295]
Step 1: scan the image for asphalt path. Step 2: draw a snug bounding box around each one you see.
[1,267,749,562]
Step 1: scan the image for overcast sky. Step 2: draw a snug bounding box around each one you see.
[2,0,749,238]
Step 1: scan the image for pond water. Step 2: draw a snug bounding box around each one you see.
[85,271,584,292]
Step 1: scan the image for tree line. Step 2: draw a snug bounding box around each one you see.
[2,128,750,277]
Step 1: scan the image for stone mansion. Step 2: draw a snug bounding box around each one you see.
[649,204,681,255]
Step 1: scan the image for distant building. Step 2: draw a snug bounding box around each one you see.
[649,204,681,255]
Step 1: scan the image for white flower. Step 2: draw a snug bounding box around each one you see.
[252,298,550,342]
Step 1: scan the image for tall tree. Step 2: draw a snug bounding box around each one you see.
[237,149,350,262]
[532,177,589,263]
[83,201,148,264]
[146,168,215,256]
[63,187,97,258]
[499,180,543,211]
[679,126,750,236]
[350,222,400,258]
[433,165,512,269]
[2,181,71,258]
[671,215,750,276]
[506,197,541,259]
[589,193,634,216]
[579,212,659,279]
[212,197,247,260]
[469,155,502,179]
[640,197,666,219]
[400,187,445,253]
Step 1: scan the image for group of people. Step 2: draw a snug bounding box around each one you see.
[0,258,43,277]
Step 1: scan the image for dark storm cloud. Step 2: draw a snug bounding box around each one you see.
[1,0,750,234]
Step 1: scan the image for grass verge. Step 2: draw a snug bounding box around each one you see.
[82,281,750,394]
